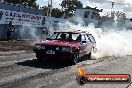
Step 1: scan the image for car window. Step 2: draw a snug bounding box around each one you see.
[84,34,91,42]
[75,34,81,42]
[57,33,69,40]
[49,32,89,42]
[50,33,76,41]
[72,34,77,40]
[50,33,58,39]
[82,35,86,41]
[87,34,96,43]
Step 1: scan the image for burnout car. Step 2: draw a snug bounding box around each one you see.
[33,31,96,64]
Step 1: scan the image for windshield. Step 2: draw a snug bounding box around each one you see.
[48,32,80,42]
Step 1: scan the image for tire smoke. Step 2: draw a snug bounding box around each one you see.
[19,24,42,45]
[57,18,132,59]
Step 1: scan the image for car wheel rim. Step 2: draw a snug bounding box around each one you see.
[74,53,78,64]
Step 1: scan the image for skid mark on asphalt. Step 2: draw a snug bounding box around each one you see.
[0,60,73,88]
[0,68,51,87]
[59,81,77,88]
[0,53,35,63]
[38,67,77,88]
[0,58,34,67]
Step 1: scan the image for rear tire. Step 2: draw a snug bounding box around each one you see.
[71,51,79,65]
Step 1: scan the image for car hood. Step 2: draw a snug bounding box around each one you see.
[36,40,79,47]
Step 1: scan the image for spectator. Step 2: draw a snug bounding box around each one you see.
[7,21,16,41]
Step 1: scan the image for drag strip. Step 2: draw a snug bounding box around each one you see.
[0,52,72,88]
[0,52,131,88]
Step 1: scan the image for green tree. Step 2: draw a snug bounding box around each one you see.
[51,8,63,18]
[101,11,126,30]
[4,0,39,9]
[40,6,49,16]
[40,6,63,18]
[112,11,126,28]
[27,1,39,9]
[4,0,21,4]
[60,0,83,18]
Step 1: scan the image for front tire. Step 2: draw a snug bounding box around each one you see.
[36,53,43,62]
[71,51,79,65]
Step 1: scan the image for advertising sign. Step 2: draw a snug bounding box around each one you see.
[0,9,46,27]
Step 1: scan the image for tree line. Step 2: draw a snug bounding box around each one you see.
[2,0,83,18]
[3,0,39,9]
[2,0,132,20]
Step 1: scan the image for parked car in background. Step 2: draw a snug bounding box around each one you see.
[33,31,96,64]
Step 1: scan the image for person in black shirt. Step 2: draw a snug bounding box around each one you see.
[7,21,16,41]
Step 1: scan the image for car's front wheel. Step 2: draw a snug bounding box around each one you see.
[36,53,43,62]
[71,51,79,65]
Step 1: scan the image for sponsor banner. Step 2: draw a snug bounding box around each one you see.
[0,9,46,27]
[76,65,131,85]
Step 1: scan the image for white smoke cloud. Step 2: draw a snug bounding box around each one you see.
[37,0,132,18]
[19,24,42,45]
[57,17,132,59]
[83,0,132,18]
[96,30,132,57]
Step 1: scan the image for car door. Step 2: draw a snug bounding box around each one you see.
[79,34,88,56]
[87,34,96,52]
[85,34,93,54]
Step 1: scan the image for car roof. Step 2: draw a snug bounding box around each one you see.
[54,30,89,34]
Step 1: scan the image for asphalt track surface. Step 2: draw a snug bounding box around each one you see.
[0,51,131,88]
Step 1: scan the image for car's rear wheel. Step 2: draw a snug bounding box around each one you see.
[71,51,79,65]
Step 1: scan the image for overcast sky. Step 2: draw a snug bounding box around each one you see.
[36,0,132,18]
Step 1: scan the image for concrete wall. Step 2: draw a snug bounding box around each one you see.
[0,24,7,40]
